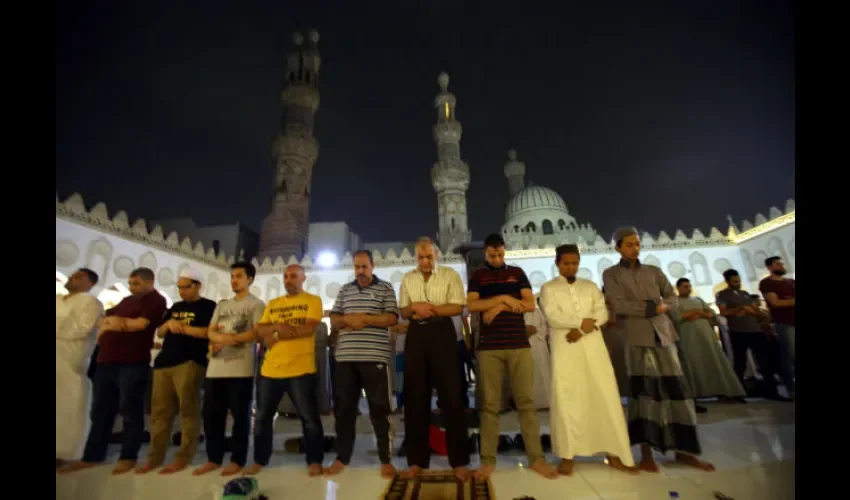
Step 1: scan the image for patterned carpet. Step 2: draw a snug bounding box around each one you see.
[382,470,495,500]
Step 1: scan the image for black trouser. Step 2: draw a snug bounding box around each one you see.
[333,361,393,464]
[437,339,472,409]
[203,377,254,466]
[404,317,470,469]
[730,331,777,393]
[82,362,149,462]
[328,349,336,408]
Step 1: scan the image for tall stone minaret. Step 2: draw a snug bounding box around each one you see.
[431,72,472,254]
[504,149,526,196]
[257,30,322,261]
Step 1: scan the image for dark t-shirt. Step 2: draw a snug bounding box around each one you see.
[759,277,795,326]
[468,264,531,350]
[154,298,217,369]
[715,288,762,333]
[98,290,168,365]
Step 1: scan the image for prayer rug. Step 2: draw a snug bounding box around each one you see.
[382,470,495,500]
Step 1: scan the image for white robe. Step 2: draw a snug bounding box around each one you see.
[523,308,551,409]
[56,293,102,460]
[540,277,634,466]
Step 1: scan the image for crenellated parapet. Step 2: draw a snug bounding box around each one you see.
[56,193,235,268]
[503,199,795,258]
[250,246,465,274]
[725,198,795,244]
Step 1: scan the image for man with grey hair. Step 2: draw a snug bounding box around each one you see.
[398,237,470,480]
[602,227,714,473]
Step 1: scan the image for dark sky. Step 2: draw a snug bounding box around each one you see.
[56,1,795,243]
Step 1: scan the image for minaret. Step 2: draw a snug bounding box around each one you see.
[504,149,526,196]
[257,30,322,261]
[431,72,472,254]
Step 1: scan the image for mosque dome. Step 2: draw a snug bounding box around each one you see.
[500,150,580,237]
[503,184,578,235]
[505,184,569,221]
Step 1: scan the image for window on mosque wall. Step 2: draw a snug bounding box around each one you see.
[558,219,567,230]
[514,225,520,233]
[542,220,554,235]
[525,222,536,232]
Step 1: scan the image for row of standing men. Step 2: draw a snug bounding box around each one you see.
[56,227,795,481]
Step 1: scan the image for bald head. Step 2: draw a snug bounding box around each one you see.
[415,237,438,274]
[283,265,306,295]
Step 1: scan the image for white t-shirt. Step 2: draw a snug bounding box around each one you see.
[206,294,266,378]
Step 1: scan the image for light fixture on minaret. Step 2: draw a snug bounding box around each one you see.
[431,72,472,254]
[504,149,526,196]
[257,30,322,261]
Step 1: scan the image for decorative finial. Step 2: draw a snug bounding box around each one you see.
[293,32,304,46]
[308,30,319,44]
[508,149,517,161]
[726,215,735,226]
[437,72,449,92]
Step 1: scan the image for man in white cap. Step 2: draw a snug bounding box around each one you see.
[136,268,217,475]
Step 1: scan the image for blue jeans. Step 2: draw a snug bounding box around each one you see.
[82,363,149,462]
[774,324,795,395]
[253,373,324,466]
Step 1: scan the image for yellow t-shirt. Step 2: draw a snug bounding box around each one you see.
[259,292,323,379]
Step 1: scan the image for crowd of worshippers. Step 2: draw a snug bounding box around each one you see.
[56,229,794,482]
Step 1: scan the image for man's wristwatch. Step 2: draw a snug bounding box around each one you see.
[273,330,280,340]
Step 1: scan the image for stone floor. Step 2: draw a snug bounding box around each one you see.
[56,398,794,499]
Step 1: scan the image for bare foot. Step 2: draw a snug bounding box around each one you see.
[134,462,159,475]
[674,453,715,471]
[473,464,495,480]
[558,459,574,476]
[57,461,99,474]
[454,466,471,481]
[530,459,557,479]
[400,465,423,478]
[243,463,264,475]
[159,459,188,475]
[606,456,639,475]
[381,463,396,479]
[192,462,219,476]
[638,456,660,473]
[112,459,136,475]
[308,463,323,477]
[221,463,243,476]
[323,460,346,476]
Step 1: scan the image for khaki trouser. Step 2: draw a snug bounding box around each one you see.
[148,360,205,464]
[477,348,544,465]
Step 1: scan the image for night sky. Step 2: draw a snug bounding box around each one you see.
[56,1,795,244]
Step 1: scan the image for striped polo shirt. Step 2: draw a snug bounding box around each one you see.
[469,264,532,350]
[331,275,399,363]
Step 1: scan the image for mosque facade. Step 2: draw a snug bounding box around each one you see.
[56,31,796,310]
